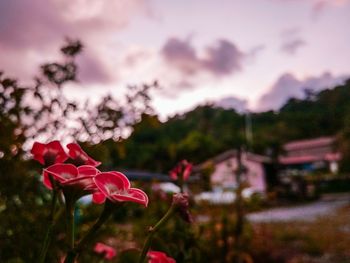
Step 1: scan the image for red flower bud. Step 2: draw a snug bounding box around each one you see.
[169,160,193,181]
[147,250,176,263]
[94,242,116,260]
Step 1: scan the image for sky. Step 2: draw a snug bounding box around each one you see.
[0,0,349,119]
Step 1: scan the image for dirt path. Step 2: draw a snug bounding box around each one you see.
[247,193,350,222]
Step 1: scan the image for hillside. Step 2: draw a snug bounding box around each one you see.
[97,79,350,172]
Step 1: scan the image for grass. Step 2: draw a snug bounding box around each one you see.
[249,205,350,263]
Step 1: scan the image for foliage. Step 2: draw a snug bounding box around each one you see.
[2,36,350,262]
[109,79,350,174]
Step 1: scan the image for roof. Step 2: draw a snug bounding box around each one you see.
[196,149,271,170]
[284,136,335,151]
[279,155,319,165]
[279,152,342,165]
[325,152,342,161]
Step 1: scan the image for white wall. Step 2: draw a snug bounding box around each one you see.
[210,153,266,192]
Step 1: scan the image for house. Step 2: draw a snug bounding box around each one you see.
[196,149,273,193]
[279,136,341,176]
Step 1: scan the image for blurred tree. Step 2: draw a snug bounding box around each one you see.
[0,39,84,262]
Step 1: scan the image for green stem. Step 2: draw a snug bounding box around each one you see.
[66,199,75,250]
[38,175,59,263]
[178,177,184,193]
[138,205,176,263]
[64,201,114,263]
[38,219,54,263]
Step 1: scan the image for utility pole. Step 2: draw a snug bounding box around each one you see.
[234,147,244,253]
[245,111,253,149]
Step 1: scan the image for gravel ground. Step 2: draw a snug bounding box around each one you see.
[247,193,350,223]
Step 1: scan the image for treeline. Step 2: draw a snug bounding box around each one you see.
[1,40,350,261]
[96,79,350,173]
[2,39,350,175]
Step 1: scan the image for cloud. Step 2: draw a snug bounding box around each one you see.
[279,27,306,55]
[161,37,199,75]
[203,40,244,75]
[214,96,248,113]
[161,37,245,77]
[281,38,306,55]
[76,52,113,84]
[257,72,349,111]
[123,47,153,68]
[272,0,349,16]
[247,45,266,61]
[313,0,349,14]
[0,0,151,83]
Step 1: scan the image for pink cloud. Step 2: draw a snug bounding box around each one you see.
[280,38,306,55]
[0,0,151,83]
[257,72,349,111]
[161,37,245,77]
[279,27,306,55]
[313,0,349,13]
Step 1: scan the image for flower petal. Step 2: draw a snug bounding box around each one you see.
[67,143,101,167]
[43,164,78,189]
[108,171,130,189]
[92,192,106,204]
[31,142,46,165]
[94,172,148,206]
[183,163,192,181]
[111,188,149,207]
[47,141,68,163]
[77,165,100,176]
[31,140,68,166]
[94,172,131,196]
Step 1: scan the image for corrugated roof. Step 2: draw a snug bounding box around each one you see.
[279,155,319,165]
[284,136,335,151]
[195,149,271,170]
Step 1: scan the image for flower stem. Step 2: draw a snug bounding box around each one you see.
[66,199,75,250]
[64,201,114,263]
[38,175,59,263]
[138,204,176,263]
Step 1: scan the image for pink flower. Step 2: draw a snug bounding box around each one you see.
[169,165,181,181]
[93,172,149,207]
[169,160,193,181]
[92,191,107,204]
[43,164,100,195]
[182,161,193,181]
[31,141,68,166]
[67,143,101,167]
[147,251,176,263]
[94,242,116,260]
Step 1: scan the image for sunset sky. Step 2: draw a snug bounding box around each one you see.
[0,0,349,118]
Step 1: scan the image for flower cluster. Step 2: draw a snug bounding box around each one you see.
[31,141,148,207]
[31,141,185,263]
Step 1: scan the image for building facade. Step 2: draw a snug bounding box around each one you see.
[198,150,271,193]
[279,136,341,176]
